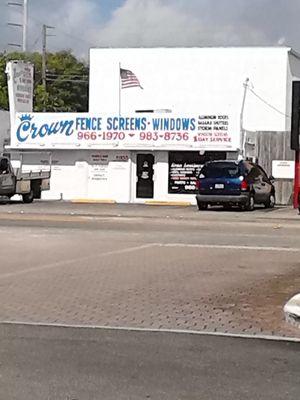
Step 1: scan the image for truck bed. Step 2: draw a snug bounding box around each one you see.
[16,170,51,181]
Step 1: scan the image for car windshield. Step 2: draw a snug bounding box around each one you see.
[200,162,240,178]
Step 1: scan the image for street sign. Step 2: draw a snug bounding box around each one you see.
[5,60,34,129]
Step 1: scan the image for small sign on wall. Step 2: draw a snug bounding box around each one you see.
[272,160,295,179]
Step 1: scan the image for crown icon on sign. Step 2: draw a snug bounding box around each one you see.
[19,114,33,122]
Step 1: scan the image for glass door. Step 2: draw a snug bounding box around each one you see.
[136,153,154,199]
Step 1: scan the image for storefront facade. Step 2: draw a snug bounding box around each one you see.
[8,47,300,204]
[18,149,230,203]
[10,111,238,203]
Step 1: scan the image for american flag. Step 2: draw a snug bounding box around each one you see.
[120,68,143,89]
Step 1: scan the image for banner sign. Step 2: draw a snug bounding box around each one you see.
[169,161,202,194]
[168,151,226,194]
[6,61,34,127]
[12,112,239,150]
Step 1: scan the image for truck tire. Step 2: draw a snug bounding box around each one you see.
[22,189,34,203]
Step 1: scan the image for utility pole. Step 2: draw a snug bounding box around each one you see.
[22,0,28,52]
[7,0,28,51]
[239,78,249,159]
[42,24,55,110]
[42,24,47,90]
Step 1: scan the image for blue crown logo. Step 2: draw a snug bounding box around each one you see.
[19,114,33,122]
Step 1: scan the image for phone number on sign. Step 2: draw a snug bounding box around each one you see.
[77,131,190,141]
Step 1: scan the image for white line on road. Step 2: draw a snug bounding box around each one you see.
[0,243,156,280]
[1,320,300,343]
[1,242,299,280]
[160,243,300,252]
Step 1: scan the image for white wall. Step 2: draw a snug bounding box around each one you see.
[90,47,294,132]
[18,150,131,202]
[19,148,238,204]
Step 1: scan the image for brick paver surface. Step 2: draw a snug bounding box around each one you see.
[0,223,299,338]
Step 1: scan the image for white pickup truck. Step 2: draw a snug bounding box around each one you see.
[0,155,51,203]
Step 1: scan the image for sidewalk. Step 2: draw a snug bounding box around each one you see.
[0,200,298,224]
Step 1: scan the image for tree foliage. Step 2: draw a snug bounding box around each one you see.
[0,50,89,112]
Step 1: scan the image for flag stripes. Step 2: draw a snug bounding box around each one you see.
[120,68,143,89]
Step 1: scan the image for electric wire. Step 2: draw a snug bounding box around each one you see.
[248,87,291,118]
[5,3,98,50]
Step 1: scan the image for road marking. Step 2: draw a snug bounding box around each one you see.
[160,243,300,252]
[0,213,91,222]
[1,242,299,280]
[1,321,300,343]
[0,243,155,280]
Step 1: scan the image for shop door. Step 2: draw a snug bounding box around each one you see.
[136,154,154,198]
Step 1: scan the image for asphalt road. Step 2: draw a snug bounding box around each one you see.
[1,323,299,400]
[0,202,299,399]
[0,202,299,337]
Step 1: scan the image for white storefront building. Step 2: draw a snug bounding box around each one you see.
[9,47,300,204]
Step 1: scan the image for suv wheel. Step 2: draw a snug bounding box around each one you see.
[264,193,275,209]
[197,202,208,211]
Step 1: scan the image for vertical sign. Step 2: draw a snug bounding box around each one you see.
[5,61,34,128]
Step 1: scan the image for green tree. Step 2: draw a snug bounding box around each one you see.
[0,50,89,112]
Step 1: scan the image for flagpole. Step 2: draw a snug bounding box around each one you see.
[119,62,121,116]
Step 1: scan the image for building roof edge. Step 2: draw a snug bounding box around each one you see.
[289,48,300,60]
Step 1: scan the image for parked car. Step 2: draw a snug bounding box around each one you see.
[196,160,275,211]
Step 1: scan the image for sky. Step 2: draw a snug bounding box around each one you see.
[0,0,300,59]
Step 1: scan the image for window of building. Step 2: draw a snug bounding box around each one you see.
[168,151,226,194]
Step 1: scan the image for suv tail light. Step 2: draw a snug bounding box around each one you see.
[196,179,200,189]
[240,179,249,191]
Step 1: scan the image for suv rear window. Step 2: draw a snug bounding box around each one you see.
[200,162,241,178]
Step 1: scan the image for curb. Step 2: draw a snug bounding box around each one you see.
[71,200,192,206]
[144,201,192,206]
[284,293,300,328]
[71,199,116,204]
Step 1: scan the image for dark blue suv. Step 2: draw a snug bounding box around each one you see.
[196,160,275,211]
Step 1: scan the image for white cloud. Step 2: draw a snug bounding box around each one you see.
[98,0,201,47]
[1,0,300,58]
[90,0,300,49]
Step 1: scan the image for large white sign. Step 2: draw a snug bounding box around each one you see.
[12,112,239,151]
[6,61,34,125]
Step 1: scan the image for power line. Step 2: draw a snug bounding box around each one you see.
[46,78,88,84]
[28,32,42,51]
[54,26,97,49]
[8,3,98,50]
[46,73,88,78]
[248,87,291,118]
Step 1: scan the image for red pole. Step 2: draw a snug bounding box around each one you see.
[294,150,300,208]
